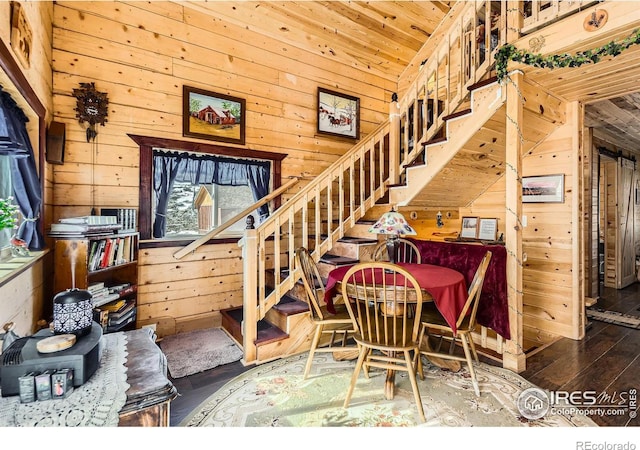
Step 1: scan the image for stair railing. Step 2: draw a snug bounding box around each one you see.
[172,176,300,260]
[395,0,507,174]
[239,118,393,362]
[239,0,515,363]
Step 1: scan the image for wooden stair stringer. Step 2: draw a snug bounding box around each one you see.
[390,81,506,206]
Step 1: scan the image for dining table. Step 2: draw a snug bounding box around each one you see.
[324,262,469,399]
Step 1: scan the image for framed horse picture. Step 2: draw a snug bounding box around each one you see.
[317,87,360,140]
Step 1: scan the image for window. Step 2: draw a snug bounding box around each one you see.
[130,135,286,241]
[162,177,260,238]
[0,81,44,250]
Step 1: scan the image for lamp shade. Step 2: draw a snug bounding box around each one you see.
[368,210,416,236]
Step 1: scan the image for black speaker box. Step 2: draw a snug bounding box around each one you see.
[46,121,66,165]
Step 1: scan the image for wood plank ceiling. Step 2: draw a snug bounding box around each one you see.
[180,1,452,81]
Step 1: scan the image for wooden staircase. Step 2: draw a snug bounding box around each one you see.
[221,226,379,360]
[390,79,507,207]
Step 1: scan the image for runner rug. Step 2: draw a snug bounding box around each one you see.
[586,308,640,330]
[159,328,243,378]
[180,352,597,427]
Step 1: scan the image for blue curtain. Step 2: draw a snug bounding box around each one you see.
[153,150,271,238]
[0,87,44,249]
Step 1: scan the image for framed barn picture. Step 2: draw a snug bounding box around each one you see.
[183,86,245,145]
[317,87,360,139]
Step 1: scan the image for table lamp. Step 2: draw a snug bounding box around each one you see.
[368,208,417,264]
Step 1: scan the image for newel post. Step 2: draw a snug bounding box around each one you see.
[240,215,258,364]
[388,92,401,185]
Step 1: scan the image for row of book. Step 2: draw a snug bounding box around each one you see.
[100,208,137,233]
[48,210,137,238]
[88,234,136,272]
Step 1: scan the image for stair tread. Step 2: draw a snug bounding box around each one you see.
[337,236,378,244]
[467,76,498,91]
[319,253,359,266]
[423,136,447,146]
[221,306,289,346]
[403,160,425,169]
[443,109,471,122]
[273,296,309,315]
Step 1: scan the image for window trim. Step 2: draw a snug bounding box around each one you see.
[129,134,286,241]
[0,37,46,285]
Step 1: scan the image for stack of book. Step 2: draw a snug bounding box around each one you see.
[89,282,120,308]
[48,216,122,237]
[104,299,137,332]
[93,297,137,332]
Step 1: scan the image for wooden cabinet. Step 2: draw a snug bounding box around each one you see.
[53,232,139,332]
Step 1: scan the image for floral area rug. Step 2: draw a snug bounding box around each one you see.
[180,352,597,427]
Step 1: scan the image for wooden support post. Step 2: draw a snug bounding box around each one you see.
[503,70,526,373]
[572,102,586,340]
[240,227,258,364]
[388,94,401,185]
[506,0,522,42]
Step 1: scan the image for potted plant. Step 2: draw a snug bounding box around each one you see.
[0,197,18,260]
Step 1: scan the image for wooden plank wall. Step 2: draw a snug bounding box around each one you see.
[521,106,580,340]
[461,103,582,342]
[0,2,54,333]
[50,1,395,334]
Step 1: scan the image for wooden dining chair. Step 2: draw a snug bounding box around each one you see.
[416,251,492,397]
[341,261,425,423]
[294,247,357,379]
[372,238,422,264]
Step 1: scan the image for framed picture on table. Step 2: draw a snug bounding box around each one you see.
[478,218,498,241]
[460,216,479,239]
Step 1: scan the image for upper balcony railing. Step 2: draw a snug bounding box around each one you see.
[520,1,600,35]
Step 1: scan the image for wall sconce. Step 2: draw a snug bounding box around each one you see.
[436,211,444,228]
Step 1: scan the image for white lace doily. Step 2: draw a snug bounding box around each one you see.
[0,332,129,427]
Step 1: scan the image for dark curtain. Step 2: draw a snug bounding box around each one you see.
[153,150,271,238]
[152,152,183,238]
[0,87,44,249]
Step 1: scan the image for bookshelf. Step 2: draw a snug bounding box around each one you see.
[53,232,139,333]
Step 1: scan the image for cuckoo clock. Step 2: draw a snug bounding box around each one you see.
[72,82,109,142]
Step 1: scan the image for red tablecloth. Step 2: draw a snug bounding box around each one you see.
[324,263,468,334]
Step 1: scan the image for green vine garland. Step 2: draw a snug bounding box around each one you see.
[496,28,640,82]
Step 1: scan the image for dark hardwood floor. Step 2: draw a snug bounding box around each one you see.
[522,283,640,427]
[168,283,640,427]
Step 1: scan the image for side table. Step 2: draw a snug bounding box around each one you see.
[118,328,178,426]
